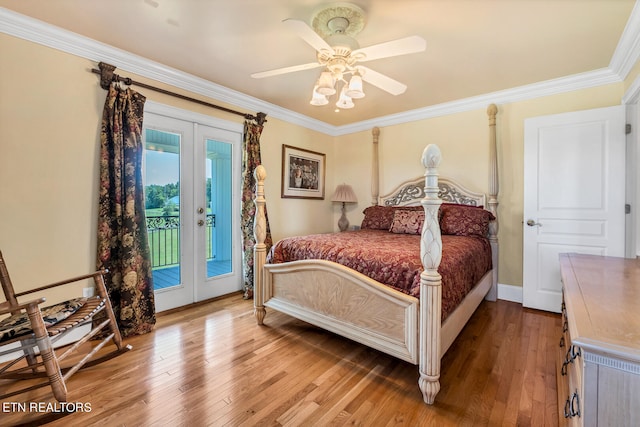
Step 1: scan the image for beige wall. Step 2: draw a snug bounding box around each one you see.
[0,34,334,303]
[0,31,633,305]
[333,86,626,287]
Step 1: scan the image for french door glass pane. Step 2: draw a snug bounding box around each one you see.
[205,139,232,278]
[144,129,181,290]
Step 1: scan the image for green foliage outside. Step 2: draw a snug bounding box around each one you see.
[144,180,215,268]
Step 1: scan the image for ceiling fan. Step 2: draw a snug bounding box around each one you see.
[250,3,426,108]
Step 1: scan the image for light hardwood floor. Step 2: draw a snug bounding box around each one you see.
[1,294,561,426]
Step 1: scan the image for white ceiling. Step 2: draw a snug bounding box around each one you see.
[0,0,637,127]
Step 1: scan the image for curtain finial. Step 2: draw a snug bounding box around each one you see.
[98,62,117,90]
[255,112,267,126]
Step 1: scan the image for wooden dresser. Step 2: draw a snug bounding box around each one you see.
[557,253,640,426]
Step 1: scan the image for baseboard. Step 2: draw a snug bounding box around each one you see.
[497,283,523,304]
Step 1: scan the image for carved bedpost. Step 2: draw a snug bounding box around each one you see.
[486,104,499,301]
[418,144,443,405]
[253,165,267,325]
[371,127,380,205]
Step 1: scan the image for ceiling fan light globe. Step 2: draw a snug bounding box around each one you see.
[336,98,355,109]
[317,86,337,96]
[310,96,329,106]
[336,89,354,109]
[345,89,365,99]
[317,71,336,95]
[345,75,365,99]
[310,86,329,105]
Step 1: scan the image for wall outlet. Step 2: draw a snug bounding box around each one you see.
[83,287,95,298]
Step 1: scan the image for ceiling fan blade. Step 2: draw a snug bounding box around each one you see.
[283,18,334,54]
[251,62,322,78]
[353,36,426,62]
[358,66,407,95]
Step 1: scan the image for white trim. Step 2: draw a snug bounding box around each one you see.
[1,6,639,136]
[497,283,523,304]
[582,351,640,375]
[144,100,244,133]
[623,73,640,104]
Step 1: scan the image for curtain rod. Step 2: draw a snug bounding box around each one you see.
[91,62,267,125]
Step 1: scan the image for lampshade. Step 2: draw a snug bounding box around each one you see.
[332,184,357,203]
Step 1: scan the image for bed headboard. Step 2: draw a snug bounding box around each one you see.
[379,177,486,207]
[371,104,498,229]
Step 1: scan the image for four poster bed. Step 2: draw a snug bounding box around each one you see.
[253,104,499,404]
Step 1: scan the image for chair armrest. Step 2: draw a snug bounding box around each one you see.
[0,300,11,313]
[0,297,46,315]
[14,270,108,298]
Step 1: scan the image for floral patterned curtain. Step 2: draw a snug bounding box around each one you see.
[96,85,156,337]
[241,117,272,299]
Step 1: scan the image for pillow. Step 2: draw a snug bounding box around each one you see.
[438,202,483,222]
[389,209,425,234]
[439,204,495,237]
[361,206,395,230]
[361,205,422,230]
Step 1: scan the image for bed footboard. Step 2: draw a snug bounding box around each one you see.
[263,260,419,363]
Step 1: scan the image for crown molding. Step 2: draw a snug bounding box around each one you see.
[1,6,637,136]
[334,68,622,135]
[0,7,334,133]
[609,1,640,79]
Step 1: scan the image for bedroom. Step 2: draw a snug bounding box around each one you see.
[1,0,639,425]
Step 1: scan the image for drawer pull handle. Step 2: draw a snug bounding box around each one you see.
[570,345,581,359]
[559,336,565,348]
[564,397,571,418]
[561,346,581,376]
[564,391,581,418]
[571,391,581,417]
[562,320,568,333]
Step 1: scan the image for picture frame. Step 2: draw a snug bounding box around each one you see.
[281,144,325,199]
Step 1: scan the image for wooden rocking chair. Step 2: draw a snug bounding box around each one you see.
[0,250,131,402]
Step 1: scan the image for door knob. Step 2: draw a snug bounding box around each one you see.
[526,219,542,227]
[197,207,204,214]
[197,219,205,226]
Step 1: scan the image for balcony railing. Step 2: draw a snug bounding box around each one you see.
[146,214,215,268]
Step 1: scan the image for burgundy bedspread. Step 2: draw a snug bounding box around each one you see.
[266,229,492,320]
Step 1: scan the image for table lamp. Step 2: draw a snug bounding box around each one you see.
[332,184,358,231]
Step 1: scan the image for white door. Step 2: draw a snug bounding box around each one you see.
[143,105,243,312]
[523,105,626,312]
[194,124,243,301]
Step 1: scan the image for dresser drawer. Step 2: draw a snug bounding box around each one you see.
[559,253,640,427]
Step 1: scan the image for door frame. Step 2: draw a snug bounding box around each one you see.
[623,78,640,258]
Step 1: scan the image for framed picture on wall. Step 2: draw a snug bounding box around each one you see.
[281,144,325,199]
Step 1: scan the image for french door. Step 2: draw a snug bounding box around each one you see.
[143,102,243,312]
